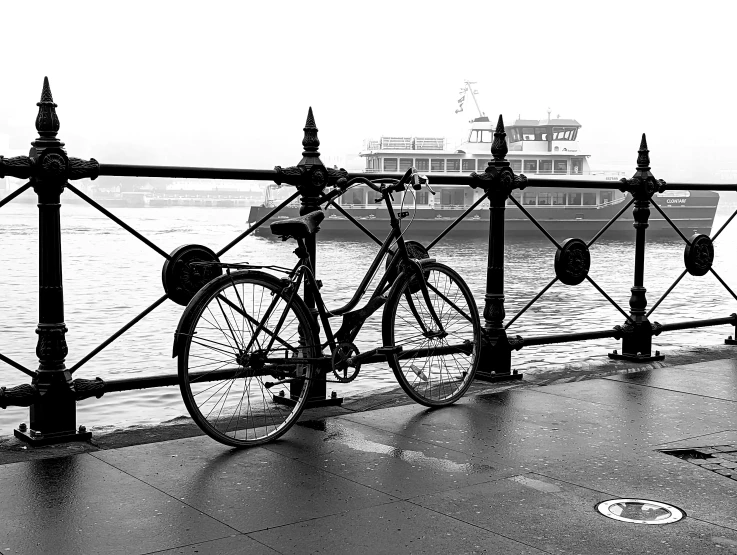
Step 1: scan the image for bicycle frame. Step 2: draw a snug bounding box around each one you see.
[284,189,446,358]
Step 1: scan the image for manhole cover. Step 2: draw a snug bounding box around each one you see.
[596,499,684,524]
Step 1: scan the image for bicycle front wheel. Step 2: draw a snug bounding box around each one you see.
[176,271,318,447]
[383,261,480,407]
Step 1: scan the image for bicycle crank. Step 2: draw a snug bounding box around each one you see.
[331,341,361,383]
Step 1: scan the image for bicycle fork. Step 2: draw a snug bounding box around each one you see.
[404,260,447,340]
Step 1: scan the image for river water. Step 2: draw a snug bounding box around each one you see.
[1,196,736,434]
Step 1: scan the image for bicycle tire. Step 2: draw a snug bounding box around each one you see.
[383,261,480,407]
[176,270,318,446]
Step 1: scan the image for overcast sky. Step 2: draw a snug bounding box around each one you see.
[1,0,736,182]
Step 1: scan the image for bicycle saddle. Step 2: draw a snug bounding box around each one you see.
[269,210,325,239]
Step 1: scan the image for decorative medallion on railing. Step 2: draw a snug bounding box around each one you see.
[684,234,714,276]
[554,238,591,286]
[162,245,223,306]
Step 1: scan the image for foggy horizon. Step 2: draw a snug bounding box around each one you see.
[2,0,736,184]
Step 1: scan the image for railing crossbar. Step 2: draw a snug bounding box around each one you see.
[69,294,169,374]
[426,191,489,251]
[711,207,737,242]
[709,268,737,303]
[0,353,35,378]
[66,184,172,260]
[216,190,300,257]
[522,328,620,347]
[326,200,385,248]
[505,276,559,329]
[508,195,562,250]
[587,196,635,247]
[650,199,692,245]
[646,269,688,318]
[0,183,31,210]
[585,275,634,324]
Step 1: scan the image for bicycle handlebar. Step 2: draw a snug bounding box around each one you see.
[335,167,433,197]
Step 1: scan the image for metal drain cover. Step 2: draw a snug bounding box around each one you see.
[596,499,684,524]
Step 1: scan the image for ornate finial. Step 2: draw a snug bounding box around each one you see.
[491,114,508,161]
[302,106,320,158]
[636,133,650,171]
[35,76,60,139]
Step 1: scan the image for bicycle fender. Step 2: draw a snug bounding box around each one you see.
[171,269,286,358]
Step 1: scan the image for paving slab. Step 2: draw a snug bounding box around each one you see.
[250,500,550,555]
[264,417,520,499]
[1,357,736,554]
[0,454,235,555]
[604,359,737,401]
[91,434,396,533]
[152,535,280,554]
[412,472,737,555]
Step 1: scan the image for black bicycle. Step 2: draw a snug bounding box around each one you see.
[174,168,481,446]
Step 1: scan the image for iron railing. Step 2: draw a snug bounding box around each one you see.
[1,77,736,445]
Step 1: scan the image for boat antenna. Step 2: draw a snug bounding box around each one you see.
[466,81,484,118]
[458,80,484,119]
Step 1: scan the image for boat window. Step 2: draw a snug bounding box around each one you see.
[571,159,583,175]
[511,160,522,172]
[431,159,445,172]
[416,158,429,172]
[510,191,522,204]
[551,192,566,205]
[568,192,582,205]
[414,190,429,204]
[468,130,479,143]
[523,160,537,173]
[509,128,521,143]
[399,158,413,171]
[540,160,552,174]
[384,158,397,171]
[462,159,476,172]
[523,192,537,205]
[538,192,551,205]
[535,128,547,141]
[447,159,460,172]
[554,160,567,174]
[346,186,366,205]
[582,192,597,205]
[482,130,494,142]
[522,128,535,140]
[601,191,613,204]
[552,127,577,140]
[440,188,464,206]
[478,159,490,171]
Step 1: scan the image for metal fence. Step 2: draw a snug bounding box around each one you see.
[1,78,736,446]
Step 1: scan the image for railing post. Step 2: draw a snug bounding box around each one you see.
[609,134,665,362]
[274,108,347,405]
[472,116,524,381]
[16,78,91,443]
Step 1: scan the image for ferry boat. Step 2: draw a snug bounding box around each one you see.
[254,87,720,240]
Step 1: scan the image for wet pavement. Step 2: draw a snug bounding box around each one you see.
[0,357,735,554]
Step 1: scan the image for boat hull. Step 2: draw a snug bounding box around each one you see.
[247,191,719,241]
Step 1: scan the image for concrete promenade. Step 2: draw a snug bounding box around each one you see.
[0,352,735,554]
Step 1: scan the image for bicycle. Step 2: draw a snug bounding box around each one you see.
[173,168,481,447]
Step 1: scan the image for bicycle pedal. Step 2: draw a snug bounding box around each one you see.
[376,346,403,355]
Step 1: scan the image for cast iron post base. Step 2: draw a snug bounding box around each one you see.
[272,394,343,409]
[607,350,665,363]
[14,427,91,447]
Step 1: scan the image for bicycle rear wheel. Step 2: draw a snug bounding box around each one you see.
[383,261,480,407]
[176,271,318,446]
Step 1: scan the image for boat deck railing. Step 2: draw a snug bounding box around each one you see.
[1,78,736,445]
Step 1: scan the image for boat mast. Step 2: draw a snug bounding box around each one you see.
[463,80,485,118]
